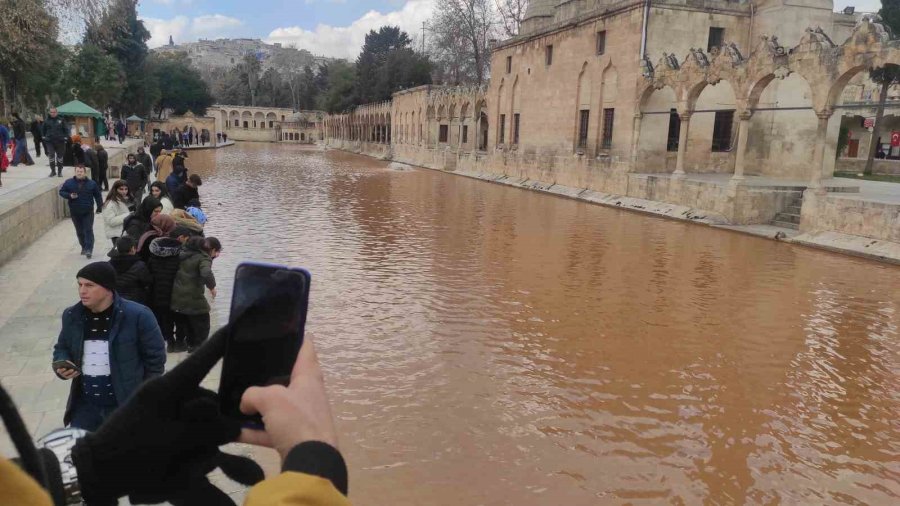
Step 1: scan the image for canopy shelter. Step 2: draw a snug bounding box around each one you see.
[126,114,146,136]
[54,100,105,143]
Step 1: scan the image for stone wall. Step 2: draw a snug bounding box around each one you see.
[835,158,900,175]
[812,195,900,243]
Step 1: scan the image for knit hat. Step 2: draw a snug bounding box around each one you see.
[76,262,117,292]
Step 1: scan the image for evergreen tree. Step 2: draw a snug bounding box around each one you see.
[60,44,126,109]
[151,53,214,117]
[84,0,152,115]
[355,26,431,105]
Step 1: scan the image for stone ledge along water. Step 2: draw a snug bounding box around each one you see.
[1,142,897,505]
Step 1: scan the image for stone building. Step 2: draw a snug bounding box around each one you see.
[208,105,325,143]
[325,4,900,250]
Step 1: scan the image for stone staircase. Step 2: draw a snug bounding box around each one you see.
[771,191,803,230]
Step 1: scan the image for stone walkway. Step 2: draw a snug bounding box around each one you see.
[0,203,272,503]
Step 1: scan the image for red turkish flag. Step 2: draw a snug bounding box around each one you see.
[892,131,900,147]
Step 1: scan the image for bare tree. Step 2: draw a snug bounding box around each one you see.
[495,0,528,37]
[431,0,498,85]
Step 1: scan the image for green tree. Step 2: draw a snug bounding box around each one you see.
[257,67,293,108]
[321,60,357,113]
[151,53,214,117]
[866,5,900,175]
[354,26,431,105]
[60,44,125,109]
[84,0,152,115]
[0,0,59,115]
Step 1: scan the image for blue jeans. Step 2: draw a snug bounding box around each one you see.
[69,398,117,431]
[70,210,95,252]
[11,139,33,165]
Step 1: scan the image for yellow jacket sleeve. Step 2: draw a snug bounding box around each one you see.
[0,458,53,505]
[245,472,352,506]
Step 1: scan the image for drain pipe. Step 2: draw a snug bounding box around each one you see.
[640,0,650,59]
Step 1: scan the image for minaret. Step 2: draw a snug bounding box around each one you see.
[168,35,174,46]
[520,0,555,36]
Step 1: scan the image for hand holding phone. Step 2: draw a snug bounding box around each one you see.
[219,263,311,426]
[52,359,81,379]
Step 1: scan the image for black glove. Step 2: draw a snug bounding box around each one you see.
[71,325,264,505]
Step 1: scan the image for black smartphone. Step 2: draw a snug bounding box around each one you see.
[219,262,311,426]
[52,360,80,375]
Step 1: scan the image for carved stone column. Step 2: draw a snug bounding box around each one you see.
[731,110,753,182]
[630,113,643,171]
[674,112,691,177]
[809,109,832,189]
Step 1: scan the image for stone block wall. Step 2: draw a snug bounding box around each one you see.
[0,182,68,266]
[812,195,900,243]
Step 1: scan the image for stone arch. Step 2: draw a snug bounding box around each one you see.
[496,79,506,145]
[684,79,739,173]
[574,62,591,151]
[601,63,618,104]
[254,111,265,129]
[266,112,276,128]
[475,99,489,150]
[241,111,252,128]
[229,110,240,127]
[747,71,819,177]
[637,85,679,171]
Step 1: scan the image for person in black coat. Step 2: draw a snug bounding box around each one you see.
[96,143,109,191]
[121,154,149,203]
[29,118,43,157]
[172,174,202,209]
[83,143,99,184]
[108,237,153,305]
[147,227,191,352]
[136,146,153,187]
[123,196,162,240]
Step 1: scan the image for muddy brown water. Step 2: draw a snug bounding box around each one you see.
[189,143,899,504]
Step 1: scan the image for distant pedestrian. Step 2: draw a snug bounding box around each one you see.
[115,119,126,143]
[172,174,202,209]
[148,181,175,214]
[30,117,43,157]
[108,236,153,305]
[121,153,149,203]
[42,107,69,177]
[0,121,9,179]
[83,141,99,183]
[58,165,103,258]
[216,132,221,144]
[155,148,174,183]
[222,132,227,143]
[95,142,109,190]
[136,146,153,190]
[10,112,34,166]
[71,134,85,166]
[103,180,132,248]
[148,226,191,352]
[52,261,165,431]
[171,236,216,352]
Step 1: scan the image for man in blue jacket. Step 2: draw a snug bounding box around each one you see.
[59,165,103,258]
[52,262,166,431]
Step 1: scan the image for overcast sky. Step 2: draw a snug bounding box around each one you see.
[137,0,884,60]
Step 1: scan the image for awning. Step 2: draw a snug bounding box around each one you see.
[126,115,145,122]
[55,100,103,118]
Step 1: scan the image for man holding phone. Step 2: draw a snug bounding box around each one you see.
[52,262,166,431]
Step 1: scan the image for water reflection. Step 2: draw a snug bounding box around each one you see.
[191,143,900,504]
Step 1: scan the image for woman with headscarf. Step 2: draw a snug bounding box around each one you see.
[137,214,176,261]
[123,196,162,241]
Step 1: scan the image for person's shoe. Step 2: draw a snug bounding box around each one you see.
[186,346,196,354]
[49,172,55,177]
[85,252,92,259]
[174,341,189,353]
[166,341,175,353]
[79,249,86,256]
[57,173,63,177]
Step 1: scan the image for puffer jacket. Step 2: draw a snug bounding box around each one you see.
[121,163,148,192]
[147,237,182,310]
[58,177,102,214]
[103,199,131,239]
[170,242,215,315]
[109,255,153,305]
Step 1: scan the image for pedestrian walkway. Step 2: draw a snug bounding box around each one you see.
[0,211,274,502]
[0,137,142,198]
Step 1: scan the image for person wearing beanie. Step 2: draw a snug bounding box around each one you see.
[52,262,166,431]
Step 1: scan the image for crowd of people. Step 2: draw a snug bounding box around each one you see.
[59,142,212,359]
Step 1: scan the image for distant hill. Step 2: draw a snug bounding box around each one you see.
[153,37,335,74]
